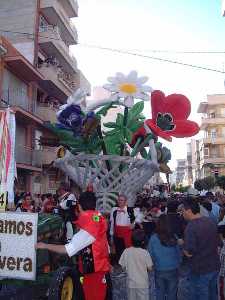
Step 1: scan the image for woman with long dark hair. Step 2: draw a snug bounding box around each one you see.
[148,214,181,300]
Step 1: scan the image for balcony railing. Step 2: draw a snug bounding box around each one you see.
[205,133,225,138]
[39,24,69,53]
[57,69,76,89]
[41,147,57,165]
[0,88,31,112]
[36,103,58,123]
[202,114,225,119]
[16,145,42,168]
[39,25,78,71]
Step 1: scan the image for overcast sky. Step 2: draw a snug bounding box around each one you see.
[72,0,225,170]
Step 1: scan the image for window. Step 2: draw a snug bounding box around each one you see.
[35,130,42,150]
[210,128,217,138]
[204,147,209,157]
[221,108,225,117]
[39,15,49,32]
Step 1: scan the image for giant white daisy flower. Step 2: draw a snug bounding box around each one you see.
[103,70,153,107]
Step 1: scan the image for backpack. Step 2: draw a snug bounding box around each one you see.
[113,207,135,225]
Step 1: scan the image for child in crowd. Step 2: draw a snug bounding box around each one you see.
[148,214,181,300]
[119,229,153,300]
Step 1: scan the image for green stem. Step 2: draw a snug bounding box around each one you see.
[130,137,142,157]
[120,106,129,157]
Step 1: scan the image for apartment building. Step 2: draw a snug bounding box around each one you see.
[0,0,90,194]
[197,94,225,178]
[175,159,186,185]
[185,139,201,184]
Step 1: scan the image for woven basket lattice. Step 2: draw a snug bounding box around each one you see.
[54,151,159,212]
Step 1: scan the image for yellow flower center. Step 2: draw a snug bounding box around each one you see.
[119,83,137,94]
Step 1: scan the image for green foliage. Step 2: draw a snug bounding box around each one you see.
[45,123,102,154]
[171,184,176,192]
[216,176,225,190]
[175,185,190,193]
[96,102,118,118]
[194,176,215,191]
[103,101,145,154]
[203,176,215,190]
[194,179,204,191]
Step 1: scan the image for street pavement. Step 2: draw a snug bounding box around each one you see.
[111,263,190,300]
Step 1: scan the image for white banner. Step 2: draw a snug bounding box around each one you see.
[0,212,38,280]
[0,109,16,203]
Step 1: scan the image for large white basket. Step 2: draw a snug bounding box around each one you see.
[54,151,159,212]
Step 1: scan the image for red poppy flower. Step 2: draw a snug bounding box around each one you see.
[132,90,199,144]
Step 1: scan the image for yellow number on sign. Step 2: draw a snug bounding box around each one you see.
[0,192,7,211]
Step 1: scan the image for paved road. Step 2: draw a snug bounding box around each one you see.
[111,264,190,300]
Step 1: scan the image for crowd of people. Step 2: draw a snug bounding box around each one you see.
[13,183,225,300]
[109,190,225,300]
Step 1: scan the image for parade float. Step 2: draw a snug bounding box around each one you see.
[42,70,199,212]
[0,71,200,300]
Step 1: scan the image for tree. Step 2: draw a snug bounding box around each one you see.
[203,176,215,191]
[216,176,225,191]
[194,179,204,191]
[194,177,215,191]
[171,184,176,192]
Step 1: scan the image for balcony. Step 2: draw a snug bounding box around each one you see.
[40,0,78,45]
[41,147,57,165]
[202,134,225,145]
[37,63,76,100]
[36,103,58,123]
[200,114,225,129]
[0,88,32,112]
[38,25,78,74]
[16,145,42,168]
[62,0,78,18]
[200,155,225,166]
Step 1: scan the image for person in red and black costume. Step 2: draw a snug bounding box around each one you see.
[110,194,143,262]
[37,191,111,300]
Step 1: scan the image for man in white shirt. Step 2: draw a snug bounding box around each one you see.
[110,194,143,261]
[57,182,77,241]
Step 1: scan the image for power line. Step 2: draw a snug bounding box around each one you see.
[1,29,225,55]
[78,44,225,74]
[112,48,225,55]
[0,28,225,74]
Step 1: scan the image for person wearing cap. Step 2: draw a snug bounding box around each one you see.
[37,191,110,300]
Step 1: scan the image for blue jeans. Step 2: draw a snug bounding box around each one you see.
[155,269,178,300]
[189,271,219,300]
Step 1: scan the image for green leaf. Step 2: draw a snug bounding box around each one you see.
[125,128,132,144]
[96,102,116,117]
[128,101,144,121]
[129,121,144,132]
[116,113,124,126]
[103,122,117,128]
[119,133,126,144]
[140,148,148,159]
[105,132,118,137]
[104,137,121,155]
